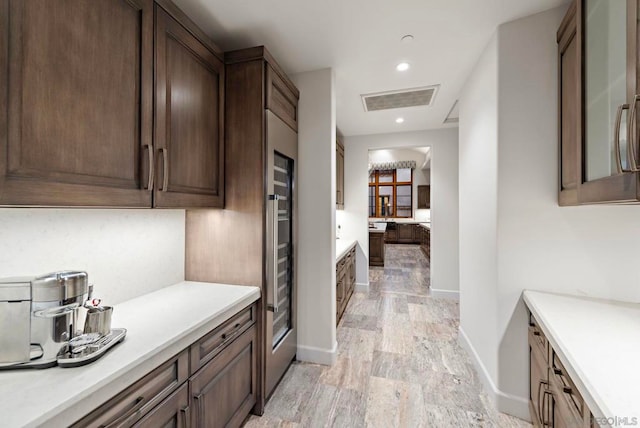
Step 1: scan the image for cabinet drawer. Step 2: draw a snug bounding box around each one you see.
[528,313,548,363]
[132,383,189,428]
[190,305,255,374]
[73,350,189,428]
[551,351,584,422]
[266,65,298,131]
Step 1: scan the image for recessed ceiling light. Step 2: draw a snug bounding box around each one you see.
[396,62,410,72]
[401,35,414,43]
[395,117,405,124]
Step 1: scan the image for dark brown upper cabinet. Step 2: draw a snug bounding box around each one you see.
[0,0,154,207]
[0,0,224,208]
[336,136,345,209]
[559,0,640,205]
[417,185,430,209]
[153,3,225,208]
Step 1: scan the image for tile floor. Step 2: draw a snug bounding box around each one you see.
[244,244,531,428]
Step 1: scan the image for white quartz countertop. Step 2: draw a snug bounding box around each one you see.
[523,290,640,423]
[0,281,260,428]
[336,239,357,261]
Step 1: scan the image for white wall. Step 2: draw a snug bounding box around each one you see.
[367,148,431,221]
[343,129,459,296]
[459,5,640,420]
[292,68,338,365]
[458,32,499,390]
[0,209,185,304]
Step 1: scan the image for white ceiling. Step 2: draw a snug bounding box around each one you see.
[172,0,568,136]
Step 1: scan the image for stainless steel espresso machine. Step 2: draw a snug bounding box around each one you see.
[0,271,126,369]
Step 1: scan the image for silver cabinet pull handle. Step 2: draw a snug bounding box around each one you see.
[268,194,280,313]
[615,104,630,173]
[627,95,640,172]
[144,145,154,191]
[159,148,169,191]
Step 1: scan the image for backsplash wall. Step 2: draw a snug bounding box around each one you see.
[0,209,185,304]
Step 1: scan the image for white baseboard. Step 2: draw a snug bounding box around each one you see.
[297,341,337,366]
[458,327,530,421]
[355,282,369,291]
[429,288,460,300]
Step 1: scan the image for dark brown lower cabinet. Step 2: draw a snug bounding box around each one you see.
[385,224,426,245]
[419,225,430,259]
[528,311,594,428]
[384,229,398,243]
[397,224,414,243]
[190,326,257,428]
[369,232,385,266]
[336,247,356,325]
[72,303,257,428]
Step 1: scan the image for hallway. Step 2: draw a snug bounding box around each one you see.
[244,245,530,427]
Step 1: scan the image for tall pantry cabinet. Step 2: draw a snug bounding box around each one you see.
[186,46,300,415]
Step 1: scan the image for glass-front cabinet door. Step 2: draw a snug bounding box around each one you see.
[578,0,640,203]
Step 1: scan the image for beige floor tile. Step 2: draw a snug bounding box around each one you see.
[244,245,530,428]
[319,355,371,393]
[364,376,426,428]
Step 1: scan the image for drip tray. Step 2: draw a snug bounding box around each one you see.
[57,328,126,368]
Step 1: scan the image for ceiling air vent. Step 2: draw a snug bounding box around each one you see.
[361,85,440,112]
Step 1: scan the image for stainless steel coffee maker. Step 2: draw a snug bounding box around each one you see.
[0,271,90,368]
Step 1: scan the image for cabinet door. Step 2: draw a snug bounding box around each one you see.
[417,185,430,209]
[529,342,549,427]
[558,2,580,205]
[154,6,224,208]
[369,233,383,266]
[397,224,413,243]
[133,383,190,428]
[559,0,640,204]
[190,326,257,428]
[0,0,153,207]
[336,138,345,208]
[385,229,397,243]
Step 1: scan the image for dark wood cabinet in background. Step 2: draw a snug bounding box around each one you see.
[369,232,385,266]
[384,228,398,243]
[397,223,415,243]
[336,247,356,324]
[417,185,430,209]
[558,0,640,205]
[419,225,430,259]
[0,0,154,207]
[0,0,224,208]
[336,136,345,209]
[153,4,225,208]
